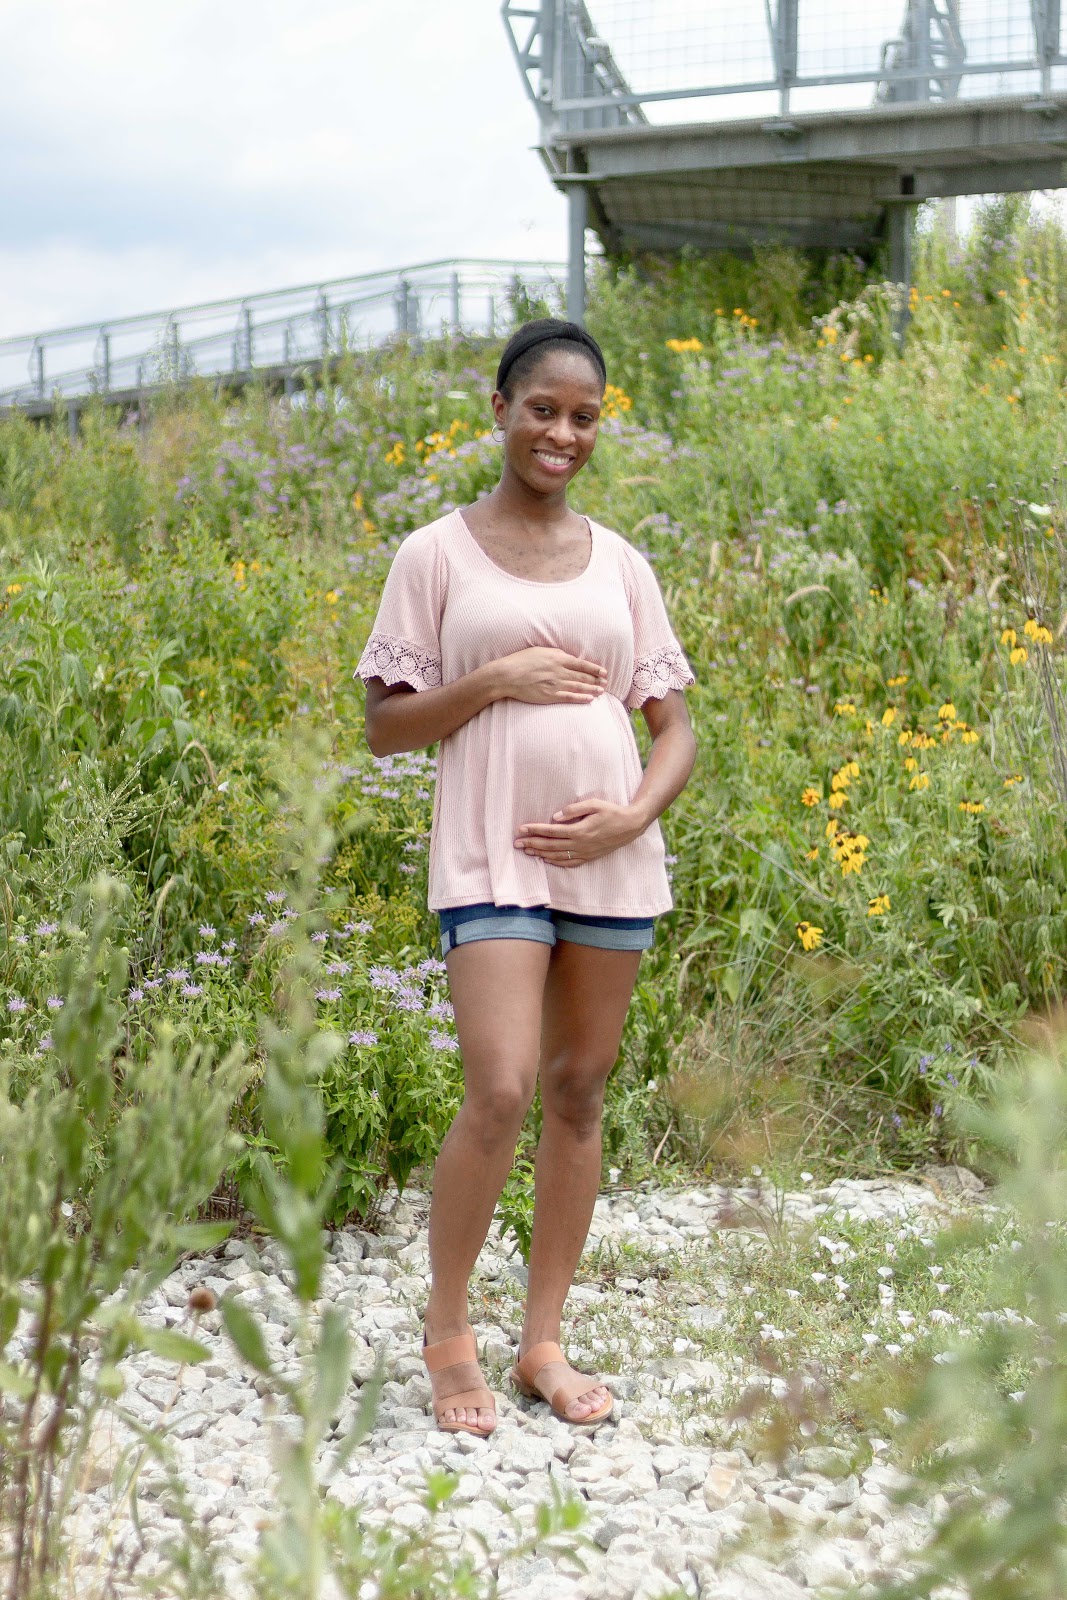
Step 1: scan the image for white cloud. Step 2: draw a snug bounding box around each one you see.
[0,0,566,335]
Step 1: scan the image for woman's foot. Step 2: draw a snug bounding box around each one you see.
[423,1325,496,1436]
[513,1340,613,1424]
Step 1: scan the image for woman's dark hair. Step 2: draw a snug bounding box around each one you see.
[495,317,607,400]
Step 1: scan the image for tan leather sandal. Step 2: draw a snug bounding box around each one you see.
[422,1325,497,1438]
[510,1341,614,1426]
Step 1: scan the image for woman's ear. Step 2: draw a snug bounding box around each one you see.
[490,390,507,428]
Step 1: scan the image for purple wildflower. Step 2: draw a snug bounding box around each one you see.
[265,890,287,906]
[348,1029,379,1046]
[166,968,190,983]
[428,1000,454,1021]
[326,961,352,976]
[310,931,329,944]
[181,984,204,999]
[393,991,425,1013]
[46,996,64,1011]
[198,923,216,939]
[35,921,59,936]
[248,912,266,928]
[369,965,402,991]
[315,988,342,1002]
[8,996,28,1013]
[129,988,145,1002]
[429,1030,458,1052]
[268,921,287,937]
[145,978,163,991]
[933,1103,944,1118]
[37,1034,53,1053]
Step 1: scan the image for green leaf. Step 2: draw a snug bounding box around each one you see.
[168,1221,233,1253]
[137,1327,211,1366]
[313,1306,350,1425]
[0,1360,34,1399]
[220,1294,274,1376]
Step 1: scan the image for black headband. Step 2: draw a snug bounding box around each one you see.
[495,320,607,393]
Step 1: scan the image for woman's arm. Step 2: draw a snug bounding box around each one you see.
[514,689,696,866]
[363,647,608,757]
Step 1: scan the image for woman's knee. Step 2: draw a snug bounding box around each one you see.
[460,1073,533,1150]
[541,1057,610,1138]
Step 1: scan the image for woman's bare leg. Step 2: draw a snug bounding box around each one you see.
[424,936,551,1430]
[521,941,643,1420]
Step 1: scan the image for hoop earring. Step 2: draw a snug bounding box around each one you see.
[491,423,506,444]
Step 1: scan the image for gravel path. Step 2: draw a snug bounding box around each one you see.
[68,1170,985,1599]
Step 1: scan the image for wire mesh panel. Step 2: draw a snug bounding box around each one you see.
[525,0,1067,124]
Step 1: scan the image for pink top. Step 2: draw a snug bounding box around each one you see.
[355,509,695,916]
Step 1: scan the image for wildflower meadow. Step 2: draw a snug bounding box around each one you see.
[5,196,1067,1597]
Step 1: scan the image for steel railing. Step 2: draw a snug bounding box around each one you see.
[0,257,566,413]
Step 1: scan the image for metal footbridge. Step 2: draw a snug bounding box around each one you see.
[0,258,564,423]
[503,1,1067,318]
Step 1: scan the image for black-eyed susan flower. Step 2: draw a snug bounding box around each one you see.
[827,791,848,811]
[881,707,897,726]
[960,727,980,744]
[806,847,819,861]
[938,703,957,722]
[1001,627,1017,648]
[796,922,824,951]
[801,787,821,807]
[913,731,937,750]
[867,895,891,916]
[898,729,913,746]
[904,756,918,772]
[1004,773,1023,787]
[959,798,986,814]
[833,701,856,717]
[887,673,909,687]
[825,818,841,840]
[1010,646,1028,665]
[909,772,930,791]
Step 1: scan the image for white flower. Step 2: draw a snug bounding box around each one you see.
[897,1310,916,1328]
[800,1171,814,1183]
[811,1272,828,1284]
[877,1266,894,1278]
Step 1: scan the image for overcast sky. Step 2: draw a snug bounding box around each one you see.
[0,0,566,337]
[1,0,1060,340]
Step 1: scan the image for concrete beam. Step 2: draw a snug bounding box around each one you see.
[555,93,1067,183]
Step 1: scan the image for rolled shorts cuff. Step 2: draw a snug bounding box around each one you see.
[438,902,655,958]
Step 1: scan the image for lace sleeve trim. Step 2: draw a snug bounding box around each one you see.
[626,643,695,710]
[355,632,442,692]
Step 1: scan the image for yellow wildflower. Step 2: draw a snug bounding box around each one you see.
[1000,627,1017,647]
[825,818,841,840]
[800,787,821,807]
[806,847,819,861]
[1010,646,1028,665]
[881,707,897,726]
[1004,773,1023,787]
[840,853,865,877]
[867,895,891,916]
[959,798,986,815]
[909,772,930,791]
[1033,624,1054,645]
[665,337,703,353]
[324,590,340,606]
[249,560,262,574]
[353,490,364,511]
[898,729,913,747]
[912,732,937,750]
[887,673,909,687]
[796,922,824,951]
[1023,619,1040,640]
[904,756,918,772]
[602,384,633,419]
[4,582,22,596]
[384,440,406,467]
[833,701,856,717]
[938,703,957,722]
[830,771,850,792]
[232,560,246,586]
[362,518,377,534]
[827,791,848,810]
[961,728,979,744]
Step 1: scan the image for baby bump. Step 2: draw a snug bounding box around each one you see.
[491,695,641,822]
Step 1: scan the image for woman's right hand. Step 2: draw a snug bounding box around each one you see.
[493,647,608,705]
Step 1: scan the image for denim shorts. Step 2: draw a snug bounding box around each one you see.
[437,902,655,959]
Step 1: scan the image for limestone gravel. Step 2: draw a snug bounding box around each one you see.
[61,1172,984,1599]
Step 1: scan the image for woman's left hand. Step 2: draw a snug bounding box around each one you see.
[514,797,647,866]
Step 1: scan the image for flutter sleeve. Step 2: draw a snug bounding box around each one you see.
[620,542,696,711]
[355,528,445,692]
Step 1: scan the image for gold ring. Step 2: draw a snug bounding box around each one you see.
[567,850,573,860]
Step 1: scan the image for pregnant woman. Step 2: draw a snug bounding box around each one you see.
[356,318,696,1438]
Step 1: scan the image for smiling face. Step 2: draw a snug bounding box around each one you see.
[493,348,604,498]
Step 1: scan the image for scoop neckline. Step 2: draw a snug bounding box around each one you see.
[451,508,598,588]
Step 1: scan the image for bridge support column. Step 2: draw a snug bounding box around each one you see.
[888,201,916,346]
[566,185,587,326]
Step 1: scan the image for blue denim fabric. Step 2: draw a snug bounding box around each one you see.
[438,901,655,958]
